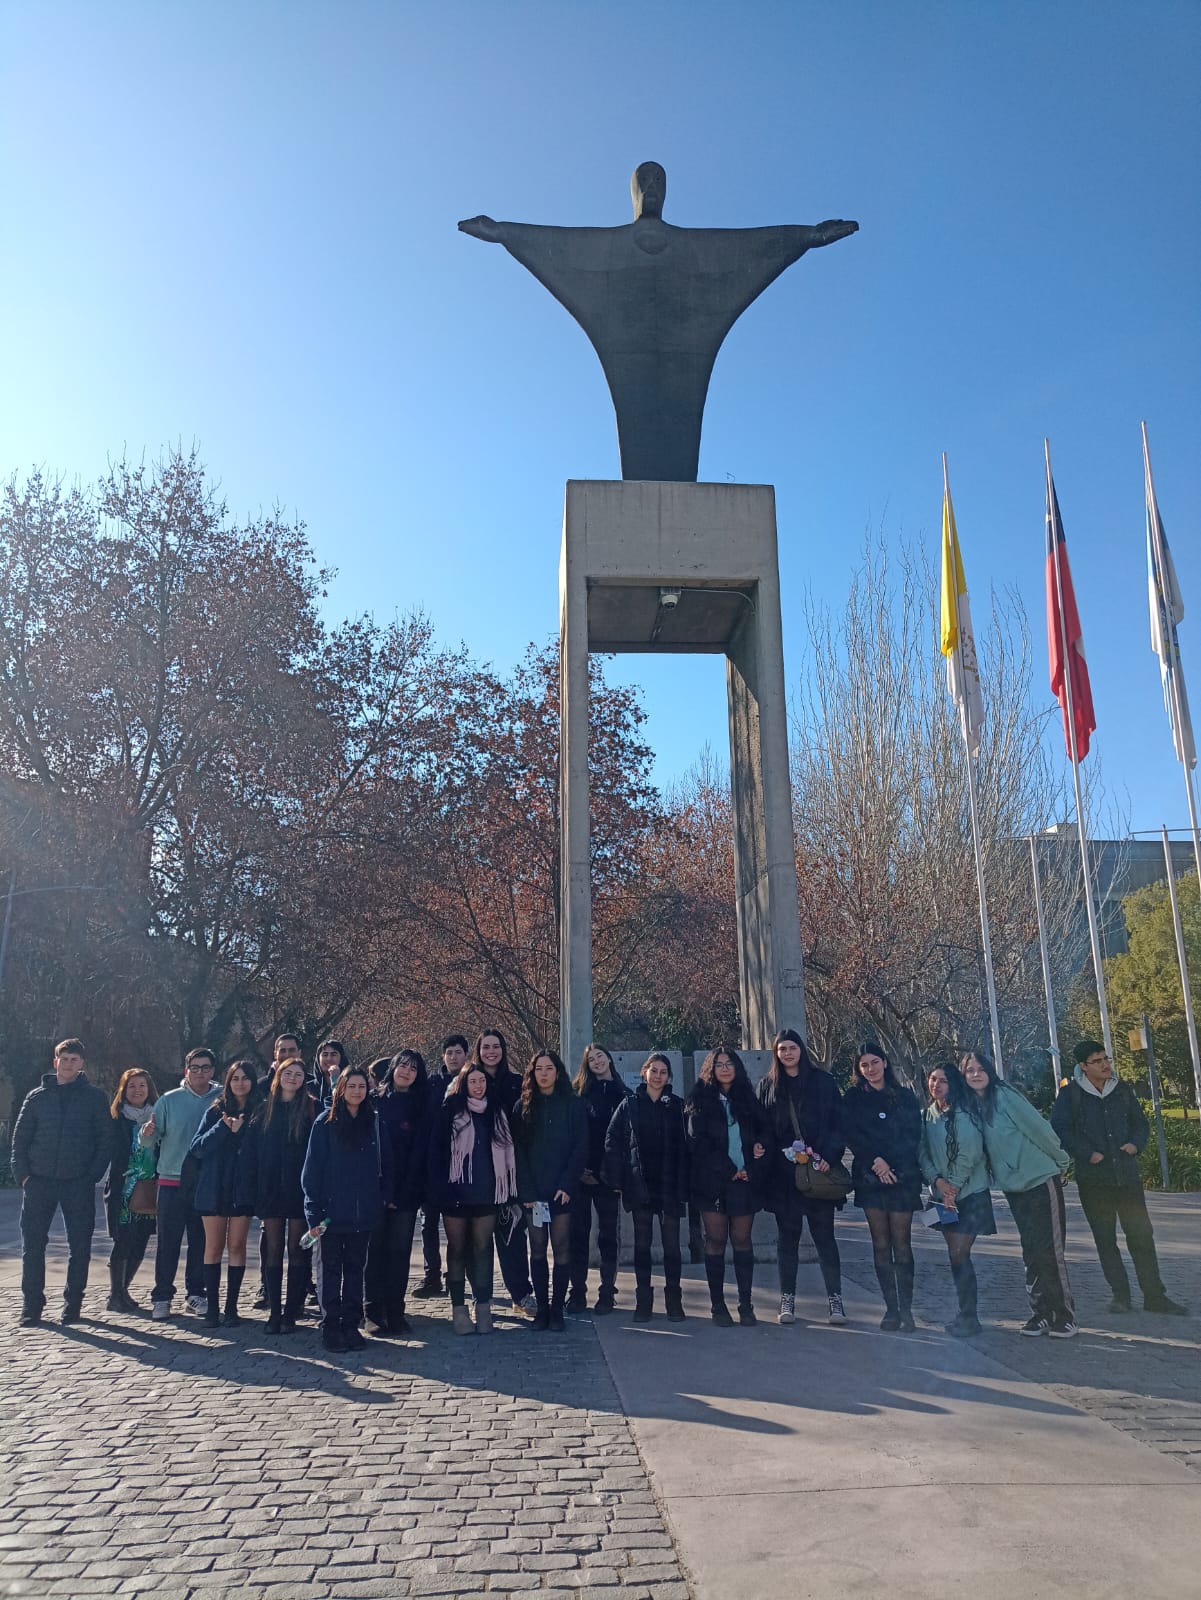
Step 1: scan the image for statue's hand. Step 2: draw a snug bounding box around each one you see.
[815,219,859,245]
[458,214,502,242]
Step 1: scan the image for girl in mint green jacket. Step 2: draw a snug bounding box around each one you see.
[962,1053,1074,1339]
[920,1065,996,1337]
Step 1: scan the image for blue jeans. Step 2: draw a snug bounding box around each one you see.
[151,1181,206,1302]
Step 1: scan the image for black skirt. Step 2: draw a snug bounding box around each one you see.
[696,1180,759,1218]
[936,1187,996,1237]
[854,1177,922,1214]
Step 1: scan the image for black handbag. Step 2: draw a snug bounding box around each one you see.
[788,1098,852,1201]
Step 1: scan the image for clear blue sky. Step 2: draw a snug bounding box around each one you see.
[3,1,1199,834]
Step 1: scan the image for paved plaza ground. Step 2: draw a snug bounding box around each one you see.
[1,1185,1199,1600]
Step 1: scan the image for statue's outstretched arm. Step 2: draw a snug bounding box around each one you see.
[458,215,505,242]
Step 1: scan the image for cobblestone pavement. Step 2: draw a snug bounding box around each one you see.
[0,1266,690,1600]
[835,1187,1201,1472]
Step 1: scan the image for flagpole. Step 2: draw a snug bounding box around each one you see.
[1045,439,1113,1058]
[1028,834,1061,1095]
[944,453,1004,1076]
[1143,421,1201,886]
[1161,823,1201,1115]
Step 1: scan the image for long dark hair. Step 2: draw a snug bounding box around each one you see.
[258,1059,316,1141]
[573,1042,617,1095]
[520,1049,573,1122]
[926,1062,978,1169]
[446,1063,512,1146]
[697,1044,758,1118]
[216,1060,259,1119]
[385,1049,428,1095]
[325,1065,376,1144]
[958,1050,1017,1126]
[850,1043,904,1098]
[471,1028,511,1075]
[763,1028,817,1096]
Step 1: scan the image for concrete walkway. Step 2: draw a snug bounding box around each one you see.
[595,1187,1201,1600]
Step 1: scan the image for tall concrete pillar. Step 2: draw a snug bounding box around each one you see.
[558,480,806,1066]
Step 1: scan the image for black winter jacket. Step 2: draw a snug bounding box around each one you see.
[1051,1075,1148,1190]
[301,1111,395,1232]
[239,1098,317,1219]
[602,1085,689,1215]
[684,1081,770,1207]
[11,1073,111,1186]
[426,1095,510,1210]
[756,1066,846,1216]
[577,1076,629,1179]
[842,1083,923,1206]
[514,1091,588,1203]
[190,1101,255,1216]
[376,1081,434,1210]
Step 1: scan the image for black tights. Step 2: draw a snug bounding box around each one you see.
[777,1205,842,1296]
[444,1213,496,1307]
[261,1217,308,1313]
[632,1210,682,1289]
[865,1207,913,1269]
[943,1228,979,1320]
[527,1213,571,1269]
[701,1210,754,1258]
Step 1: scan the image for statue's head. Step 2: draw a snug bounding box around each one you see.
[631,162,666,221]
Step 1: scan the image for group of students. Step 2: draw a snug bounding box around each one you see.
[13,1028,1187,1349]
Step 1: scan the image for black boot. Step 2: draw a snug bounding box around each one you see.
[203,1263,222,1328]
[107,1260,137,1314]
[875,1262,900,1331]
[633,1286,653,1322]
[664,1282,685,1322]
[549,1265,570,1332]
[529,1257,551,1331]
[705,1255,733,1326]
[221,1265,245,1327]
[281,1250,308,1333]
[123,1232,149,1306]
[733,1248,757,1325]
[895,1260,916,1332]
[948,1259,982,1335]
[265,1260,284,1335]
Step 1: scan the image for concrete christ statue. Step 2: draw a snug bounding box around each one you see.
[459,161,858,482]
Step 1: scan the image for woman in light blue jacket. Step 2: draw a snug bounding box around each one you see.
[962,1052,1074,1340]
[920,1065,995,1337]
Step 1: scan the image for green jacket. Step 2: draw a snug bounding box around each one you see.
[980,1088,1068,1194]
[919,1104,990,1200]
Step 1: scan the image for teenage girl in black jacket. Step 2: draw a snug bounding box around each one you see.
[603,1053,689,1322]
[567,1044,629,1314]
[514,1051,587,1331]
[240,1058,316,1333]
[756,1030,848,1327]
[842,1044,923,1331]
[365,1049,432,1337]
[685,1046,769,1327]
[190,1061,260,1329]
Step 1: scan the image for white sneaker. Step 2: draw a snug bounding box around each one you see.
[152,1300,171,1321]
[185,1294,207,1315]
[827,1294,847,1325]
[778,1294,796,1325]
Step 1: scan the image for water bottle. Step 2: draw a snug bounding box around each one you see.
[299,1218,329,1250]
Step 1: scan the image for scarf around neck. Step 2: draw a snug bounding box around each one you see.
[121,1102,155,1126]
[449,1097,517,1202]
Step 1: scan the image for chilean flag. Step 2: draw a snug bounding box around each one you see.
[1045,448,1096,762]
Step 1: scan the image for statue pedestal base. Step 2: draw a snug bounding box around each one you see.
[559,479,806,1065]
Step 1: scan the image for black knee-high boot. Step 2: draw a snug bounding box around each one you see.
[203,1262,222,1328]
[549,1264,571,1331]
[733,1249,756,1325]
[874,1262,899,1330]
[528,1257,550,1331]
[894,1259,915,1331]
[265,1259,284,1334]
[705,1254,733,1325]
[282,1248,308,1331]
[949,1258,980,1330]
[222,1265,245,1327]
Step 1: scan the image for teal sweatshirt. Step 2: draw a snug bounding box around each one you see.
[141,1081,220,1180]
[980,1088,1068,1194]
[919,1104,990,1199]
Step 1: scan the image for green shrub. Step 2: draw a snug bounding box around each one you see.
[1139,1109,1201,1191]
